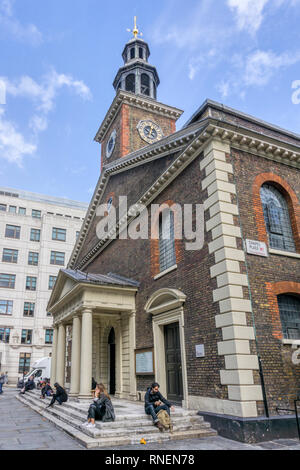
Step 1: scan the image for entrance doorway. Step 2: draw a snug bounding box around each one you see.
[164,322,183,404]
[108,328,116,395]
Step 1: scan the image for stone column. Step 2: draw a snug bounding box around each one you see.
[95,323,101,383]
[69,315,81,397]
[79,309,93,399]
[50,326,58,386]
[128,311,137,401]
[56,323,66,387]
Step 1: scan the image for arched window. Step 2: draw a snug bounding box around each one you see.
[139,47,143,59]
[125,74,135,93]
[130,48,135,59]
[159,210,176,272]
[141,74,150,96]
[278,294,300,339]
[260,184,295,252]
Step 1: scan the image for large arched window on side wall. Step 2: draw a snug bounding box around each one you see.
[125,74,135,93]
[260,184,296,252]
[277,294,300,339]
[159,210,176,272]
[141,73,150,96]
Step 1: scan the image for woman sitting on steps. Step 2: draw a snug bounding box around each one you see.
[83,383,115,429]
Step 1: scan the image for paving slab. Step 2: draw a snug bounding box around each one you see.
[1,388,300,450]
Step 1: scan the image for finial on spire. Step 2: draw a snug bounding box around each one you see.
[126,16,143,39]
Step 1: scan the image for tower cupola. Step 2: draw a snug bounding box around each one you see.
[113,17,160,100]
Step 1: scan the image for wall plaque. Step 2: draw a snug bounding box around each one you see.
[196,344,205,358]
[135,348,154,375]
[246,239,268,257]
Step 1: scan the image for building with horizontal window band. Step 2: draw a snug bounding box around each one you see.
[0,187,88,384]
[46,32,300,443]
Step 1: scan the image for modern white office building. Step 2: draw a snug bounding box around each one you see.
[0,187,88,384]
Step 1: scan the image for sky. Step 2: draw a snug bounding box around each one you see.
[1,0,300,203]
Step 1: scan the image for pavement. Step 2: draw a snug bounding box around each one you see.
[1,387,300,451]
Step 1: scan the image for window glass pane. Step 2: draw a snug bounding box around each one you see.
[5,225,20,239]
[24,302,35,317]
[139,47,143,59]
[130,47,135,59]
[9,206,17,213]
[0,274,16,288]
[19,353,31,374]
[0,327,10,343]
[260,184,295,252]
[49,276,57,290]
[2,248,18,263]
[32,209,41,218]
[21,329,32,344]
[26,276,37,291]
[278,294,300,339]
[159,211,176,272]
[0,300,13,315]
[52,228,66,241]
[19,207,26,215]
[45,329,53,344]
[30,229,40,242]
[0,204,6,211]
[50,251,65,266]
[28,252,39,266]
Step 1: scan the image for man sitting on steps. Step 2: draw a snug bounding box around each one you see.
[144,382,174,431]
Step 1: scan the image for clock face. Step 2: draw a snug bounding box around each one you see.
[106,129,117,159]
[137,120,164,144]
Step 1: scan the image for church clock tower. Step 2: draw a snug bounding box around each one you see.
[95,18,183,171]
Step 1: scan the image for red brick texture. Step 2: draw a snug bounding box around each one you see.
[232,149,300,413]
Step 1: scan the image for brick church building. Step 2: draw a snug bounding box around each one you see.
[48,25,300,441]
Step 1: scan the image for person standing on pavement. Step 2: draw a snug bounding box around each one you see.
[0,372,5,394]
[144,382,175,430]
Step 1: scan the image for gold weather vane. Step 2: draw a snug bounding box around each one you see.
[127,16,143,39]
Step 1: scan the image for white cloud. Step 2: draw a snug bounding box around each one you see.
[0,68,92,163]
[244,50,300,86]
[216,49,300,98]
[2,69,92,133]
[227,0,270,35]
[0,0,43,45]
[0,108,36,166]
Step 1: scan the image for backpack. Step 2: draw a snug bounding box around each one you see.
[157,410,173,432]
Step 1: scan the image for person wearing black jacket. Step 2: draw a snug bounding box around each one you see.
[20,376,35,394]
[82,383,115,429]
[47,383,68,407]
[145,382,174,429]
[40,379,53,399]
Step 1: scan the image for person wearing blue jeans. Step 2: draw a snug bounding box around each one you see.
[0,373,5,394]
[144,382,174,430]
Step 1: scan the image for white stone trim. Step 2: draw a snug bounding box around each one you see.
[153,264,177,280]
[282,339,300,345]
[269,249,300,259]
[218,340,251,356]
[214,248,245,263]
[187,395,257,417]
[209,201,239,218]
[208,235,237,254]
[206,213,234,232]
[228,385,263,401]
[207,180,236,197]
[212,224,242,240]
[224,354,259,370]
[222,326,255,341]
[210,260,241,278]
[215,312,247,328]
[216,272,248,288]
[220,370,254,385]
[202,169,229,191]
[213,285,244,303]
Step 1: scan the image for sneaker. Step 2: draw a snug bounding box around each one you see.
[82,421,89,427]
[86,423,96,428]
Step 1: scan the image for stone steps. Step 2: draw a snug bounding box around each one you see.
[16,391,217,448]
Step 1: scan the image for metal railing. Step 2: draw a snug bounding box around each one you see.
[276,399,300,440]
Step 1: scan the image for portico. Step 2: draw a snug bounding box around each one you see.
[47,269,139,401]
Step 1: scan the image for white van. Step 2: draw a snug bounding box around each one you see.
[17,356,52,388]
